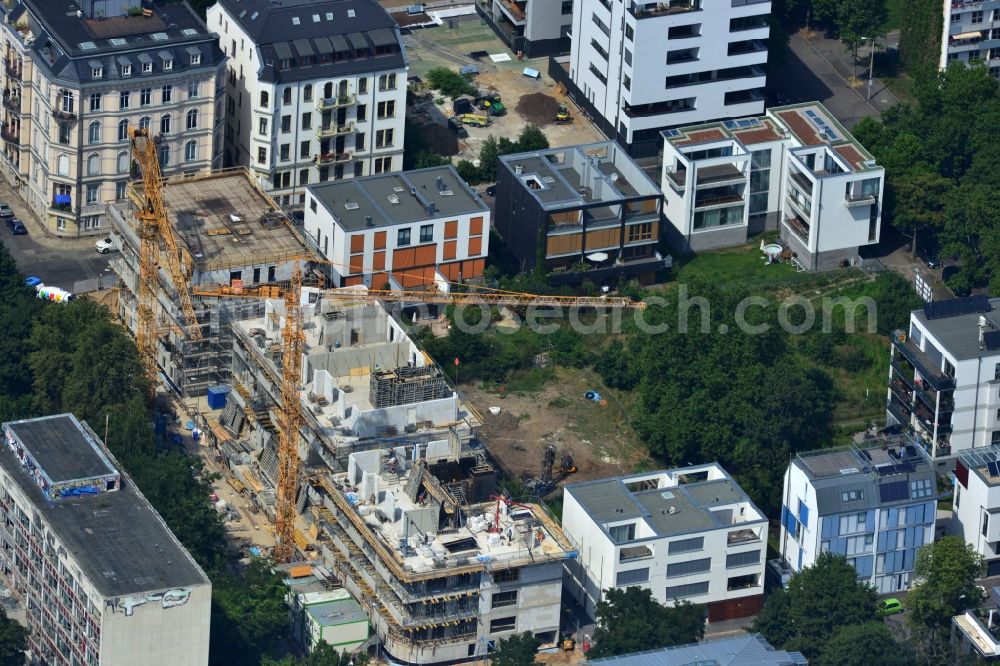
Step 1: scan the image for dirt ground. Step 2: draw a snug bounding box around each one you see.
[463,367,649,489]
[516,92,561,126]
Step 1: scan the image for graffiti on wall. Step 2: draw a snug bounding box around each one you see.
[105,588,192,617]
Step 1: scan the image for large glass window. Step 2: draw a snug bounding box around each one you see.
[615,568,649,586]
[693,205,743,230]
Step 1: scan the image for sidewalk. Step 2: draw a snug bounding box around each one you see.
[0,173,93,251]
[798,28,899,118]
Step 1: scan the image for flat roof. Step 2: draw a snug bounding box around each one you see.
[4,414,115,484]
[565,465,766,539]
[913,296,1000,360]
[960,445,1000,488]
[133,170,317,272]
[0,415,209,598]
[305,597,367,626]
[587,633,807,666]
[307,167,488,232]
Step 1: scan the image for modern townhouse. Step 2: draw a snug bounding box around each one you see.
[477,0,574,57]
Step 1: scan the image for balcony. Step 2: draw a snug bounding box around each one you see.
[727,528,761,546]
[498,0,526,23]
[890,336,955,390]
[783,215,810,243]
[890,357,915,387]
[728,39,767,57]
[845,191,877,207]
[628,0,700,19]
[4,61,21,81]
[318,94,356,110]
[665,168,686,191]
[2,93,20,114]
[913,381,954,414]
[694,193,744,209]
[52,109,77,123]
[888,377,912,405]
[789,169,813,194]
[317,122,355,138]
[886,398,910,426]
[696,163,744,187]
[314,152,352,165]
[785,192,812,218]
[1,125,19,144]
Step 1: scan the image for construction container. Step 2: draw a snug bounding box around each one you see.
[207,385,229,410]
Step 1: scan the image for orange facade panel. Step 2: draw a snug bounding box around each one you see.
[443,240,457,260]
[445,220,458,239]
[468,236,482,257]
[393,247,416,269]
[373,230,387,250]
[393,267,435,288]
[469,216,484,236]
[440,261,461,281]
[461,259,485,279]
[349,254,364,274]
[344,276,364,287]
[350,234,365,253]
[373,250,386,271]
[414,244,436,266]
[586,227,620,251]
[547,232,583,257]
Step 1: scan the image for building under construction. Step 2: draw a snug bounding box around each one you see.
[108,168,320,396]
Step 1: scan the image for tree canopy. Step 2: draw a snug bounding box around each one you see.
[489,632,540,666]
[753,553,880,659]
[588,587,705,658]
[814,622,910,666]
[907,536,984,631]
[0,611,26,666]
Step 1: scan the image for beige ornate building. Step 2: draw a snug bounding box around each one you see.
[0,0,226,237]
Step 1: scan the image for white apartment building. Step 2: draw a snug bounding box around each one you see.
[560,0,770,157]
[561,465,768,622]
[208,0,408,208]
[0,0,224,237]
[887,296,1000,463]
[940,0,1000,76]
[478,0,574,57]
[0,414,211,665]
[777,445,937,594]
[303,166,490,288]
[661,102,884,269]
[951,446,1000,577]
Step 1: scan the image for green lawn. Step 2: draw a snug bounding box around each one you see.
[885,0,902,31]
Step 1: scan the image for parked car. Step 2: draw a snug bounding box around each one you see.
[485,185,496,197]
[920,249,942,269]
[95,236,118,254]
[878,598,903,616]
[0,202,13,218]
[8,219,26,235]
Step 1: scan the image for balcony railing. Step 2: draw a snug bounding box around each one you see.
[1,126,19,144]
[629,0,700,19]
[890,336,955,390]
[784,215,810,243]
[2,94,21,114]
[693,193,744,209]
[696,164,744,187]
[4,61,21,81]
[888,378,912,405]
[317,122,355,138]
[665,169,686,191]
[52,109,77,123]
[845,191,877,207]
[314,152,352,165]
[886,398,910,426]
[789,169,813,194]
[318,94,356,110]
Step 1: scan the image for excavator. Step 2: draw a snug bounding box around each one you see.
[555,103,573,125]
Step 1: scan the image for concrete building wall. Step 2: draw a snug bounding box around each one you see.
[940,0,1000,71]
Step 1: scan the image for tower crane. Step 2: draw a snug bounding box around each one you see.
[128,127,203,386]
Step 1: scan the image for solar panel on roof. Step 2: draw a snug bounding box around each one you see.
[924,296,986,320]
[663,129,681,137]
[988,461,1000,477]
[985,331,1000,351]
[878,480,908,502]
[973,294,992,312]
[723,120,738,129]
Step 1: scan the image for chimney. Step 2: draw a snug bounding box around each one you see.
[365,215,374,227]
[514,164,523,175]
[436,176,445,191]
[980,315,990,348]
[425,202,437,216]
[410,187,417,197]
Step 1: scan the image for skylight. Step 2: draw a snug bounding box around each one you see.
[109,38,127,47]
[79,41,97,51]
[182,28,198,37]
[291,16,300,25]
[348,9,356,17]
[313,14,321,22]
[151,32,168,42]
[326,12,334,20]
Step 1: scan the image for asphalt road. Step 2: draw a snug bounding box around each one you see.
[1,229,113,291]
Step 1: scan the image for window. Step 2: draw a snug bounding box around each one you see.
[302,112,312,130]
[60,90,74,113]
[375,129,394,148]
[910,479,933,499]
[377,101,396,118]
[626,223,652,243]
[142,60,153,73]
[588,62,607,85]
[161,85,172,103]
[494,568,520,583]
[257,147,267,164]
[185,140,197,162]
[88,121,101,144]
[163,58,174,71]
[86,154,100,176]
[139,116,150,131]
[625,24,634,41]
[259,90,269,108]
[121,63,132,77]
[668,536,703,554]
[300,141,310,158]
[283,87,292,105]
[726,550,760,568]
[259,118,269,135]
[89,93,102,111]
[118,120,129,142]
[117,152,129,174]
[280,144,290,161]
[615,568,649,586]
[727,573,759,591]
[419,224,433,243]
[91,67,103,79]
[299,168,309,185]
[972,9,984,23]
[183,108,198,131]
[592,13,610,37]
[119,91,130,109]
[160,115,171,134]
[190,52,201,65]
[841,489,864,502]
[623,75,631,91]
[358,78,368,94]
[116,181,127,200]
[188,81,200,98]
[490,617,516,633]
[378,73,397,90]
[357,104,367,122]
[666,558,711,578]
[303,84,313,102]
[86,184,100,205]
[356,133,366,151]
[664,581,709,599]
[159,144,170,167]
[492,591,517,608]
[608,523,636,544]
[397,228,411,246]
[562,0,572,13]
[374,156,391,174]
[139,87,152,106]
[281,115,291,133]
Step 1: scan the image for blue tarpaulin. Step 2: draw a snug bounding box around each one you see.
[54,194,71,205]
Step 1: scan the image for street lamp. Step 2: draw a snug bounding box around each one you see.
[863,36,877,100]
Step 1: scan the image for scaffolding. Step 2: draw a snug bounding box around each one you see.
[369,366,450,409]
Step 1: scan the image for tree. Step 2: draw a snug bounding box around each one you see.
[516,125,549,152]
[834,0,887,78]
[753,553,878,659]
[211,559,293,664]
[588,587,705,658]
[899,0,944,78]
[888,171,952,256]
[906,537,984,651]
[490,632,540,666]
[478,135,501,183]
[425,67,477,99]
[0,611,26,666]
[814,622,910,666]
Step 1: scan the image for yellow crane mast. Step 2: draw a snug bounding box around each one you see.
[128,127,203,385]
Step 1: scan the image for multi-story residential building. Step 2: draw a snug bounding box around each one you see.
[477,0,574,57]
[302,166,489,288]
[887,296,1000,464]
[207,0,408,208]
[553,0,770,156]
[0,414,211,665]
[661,102,884,268]
[951,445,1000,577]
[0,0,224,237]
[108,167,319,397]
[940,0,1000,76]
[493,141,667,285]
[776,444,938,594]
[562,465,768,622]
[586,633,808,665]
